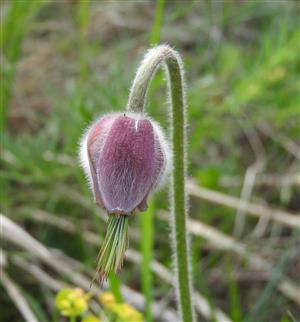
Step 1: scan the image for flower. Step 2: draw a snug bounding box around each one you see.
[99,292,143,322]
[98,291,116,309]
[112,303,143,322]
[55,288,88,317]
[79,112,170,282]
[79,112,170,215]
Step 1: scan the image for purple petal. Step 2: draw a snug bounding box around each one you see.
[87,115,115,207]
[97,115,162,214]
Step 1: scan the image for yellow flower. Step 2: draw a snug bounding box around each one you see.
[112,303,143,322]
[82,314,101,322]
[99,291,116,309]
[55,288,88,317]
[99,292,143,321]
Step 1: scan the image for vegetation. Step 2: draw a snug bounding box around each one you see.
[1,1,299,321]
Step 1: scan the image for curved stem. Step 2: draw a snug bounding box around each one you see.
[127,45,195,322]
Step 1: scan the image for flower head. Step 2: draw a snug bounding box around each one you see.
[113,303,143,322]
[80,112,170,215]
[99,291,116,308]
[99,292,143,322]
[55,288,88,317]
[79,112,170,283]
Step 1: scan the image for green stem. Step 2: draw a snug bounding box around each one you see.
[127,45,195,322]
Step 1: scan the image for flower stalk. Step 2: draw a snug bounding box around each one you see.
[127,45,195,322]
[79,44,194,321]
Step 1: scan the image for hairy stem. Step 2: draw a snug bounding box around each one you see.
[127,45,195,322]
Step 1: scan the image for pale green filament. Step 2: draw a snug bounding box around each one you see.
[94,215,129,284]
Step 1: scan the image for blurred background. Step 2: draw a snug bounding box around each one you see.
[1,0,300,321]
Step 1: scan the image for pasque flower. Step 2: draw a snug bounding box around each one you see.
[80,112,169,215]
[79,112,170,281]
[79,45,195,321]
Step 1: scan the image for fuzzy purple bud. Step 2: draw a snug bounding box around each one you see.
[80,113,170,214]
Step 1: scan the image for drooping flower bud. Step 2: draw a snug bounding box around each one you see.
[79,112,170,215]
[79,112,170,282]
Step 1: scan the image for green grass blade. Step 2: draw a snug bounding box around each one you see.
[22,290,50,322]
[150,0,165,45]
[109,271,123,303]
[76,0,90,80]
[139,1,166,318]
[244,233,299,322]
[225,257,242,322]
[1,0,45,132]
[140,199,155,322]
